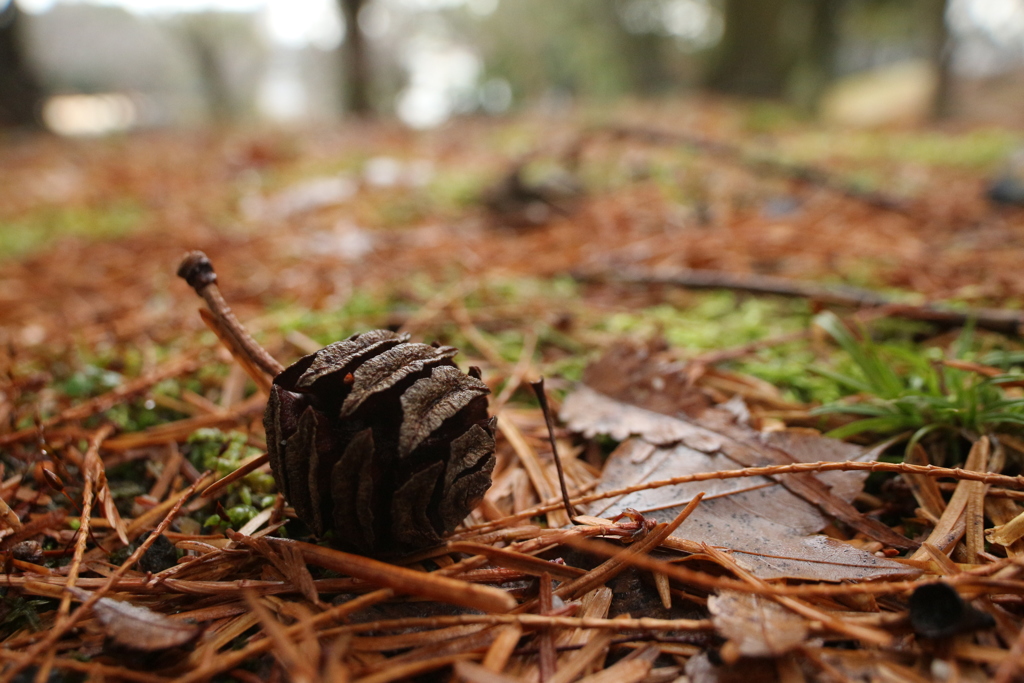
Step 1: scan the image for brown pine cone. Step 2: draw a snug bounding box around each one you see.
[264,329,495,556]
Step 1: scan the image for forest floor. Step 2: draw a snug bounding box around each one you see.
[3,100,1024,682]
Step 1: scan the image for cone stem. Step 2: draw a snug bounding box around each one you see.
[177,251,284,377]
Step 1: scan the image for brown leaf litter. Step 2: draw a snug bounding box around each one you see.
[3,107,1024,681]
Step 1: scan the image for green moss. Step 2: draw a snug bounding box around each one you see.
[186,428,260,477]
[185,428,276,530]
[736,347,842,405]
[428,167,491,211]
[743,102,801,134]
[784,128,1022,170]
[61,365,122,398]
[0,200,148,260]
[600,293,811,351]
[546,353,590,384]
[266,288,398,346]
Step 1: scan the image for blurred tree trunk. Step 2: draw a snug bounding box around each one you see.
[0,1,44,127]
[803,0,845,111]
[615,27,671,96]
[338,0,372,116]
[925,0,952,119]
[706,0,788,97]
[182,27,233,123]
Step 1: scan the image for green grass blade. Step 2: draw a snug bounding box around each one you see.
[824,416,917,440]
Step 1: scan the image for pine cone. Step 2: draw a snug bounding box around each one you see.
[264,329,496,555]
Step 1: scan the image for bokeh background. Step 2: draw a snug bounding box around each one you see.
[2,0,1024,135]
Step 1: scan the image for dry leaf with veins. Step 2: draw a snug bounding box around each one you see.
[561,343,918,581]
[709,590,808,661]
[67,587,201,652]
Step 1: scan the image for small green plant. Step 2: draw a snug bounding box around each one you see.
[0,592,52,632]
[186,428,276,530]
[811,312,1024,453]
[187,428,260,477]
[61,364,123,398]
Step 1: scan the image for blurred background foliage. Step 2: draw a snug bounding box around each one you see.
[1,0,1023,134]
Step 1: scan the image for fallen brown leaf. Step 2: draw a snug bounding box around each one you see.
[562,347,917,580]
[67,586,201,651]
[708,590,809,660]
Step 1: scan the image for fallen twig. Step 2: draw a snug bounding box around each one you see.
[256,536,517,614]
[589,124,913,215]
[572,267,1024,335]
[463,458,1024,538]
